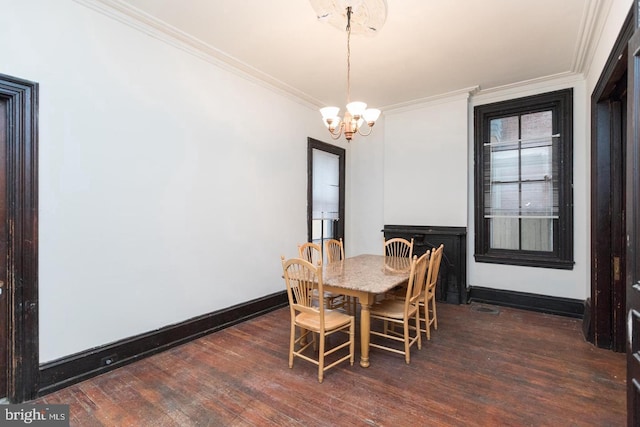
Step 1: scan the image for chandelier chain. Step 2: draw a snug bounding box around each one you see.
[346,6,352,104]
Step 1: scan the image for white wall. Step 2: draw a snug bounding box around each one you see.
[1,0,330,363]
[383,94,470,227]
[346,116,385,256]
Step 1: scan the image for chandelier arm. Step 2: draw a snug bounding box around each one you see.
[327,123,345,140]
[357,124,374,137]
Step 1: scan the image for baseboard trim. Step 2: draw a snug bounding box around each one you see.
[37,291,288,397]
[468,286,584,319]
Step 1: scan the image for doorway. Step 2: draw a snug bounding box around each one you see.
[588,11,633,353]
[307,138,345,261]
[0,73,39,402]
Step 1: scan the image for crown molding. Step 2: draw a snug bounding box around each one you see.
[471,71,583,105]
[72,0,323,110]
[382,86,480,114]
[571,0,610,75]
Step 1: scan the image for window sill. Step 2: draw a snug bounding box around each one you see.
[474,253,574,270]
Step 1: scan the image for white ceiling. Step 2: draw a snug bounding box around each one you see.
[96,0,600,110]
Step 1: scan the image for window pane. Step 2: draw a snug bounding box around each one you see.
[490,116,519,144]
[490,217,519,249]
[521,181,556,217]
[521,218,553,251]
[312,149,339,243]
[521,111,552,142]
[489,182,519,217]
[312,149,339,220]
[491,149,518,182]
[521,146,551,181]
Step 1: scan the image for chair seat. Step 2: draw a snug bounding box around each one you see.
[371,299,417,319]
[296,310,352,331]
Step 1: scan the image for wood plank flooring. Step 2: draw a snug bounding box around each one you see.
[35,303,626,426]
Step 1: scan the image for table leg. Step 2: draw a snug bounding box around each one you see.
[359,294,375,368]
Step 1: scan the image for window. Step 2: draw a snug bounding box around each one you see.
[474,89,573,269]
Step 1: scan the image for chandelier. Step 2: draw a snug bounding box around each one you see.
[318,5,382,141]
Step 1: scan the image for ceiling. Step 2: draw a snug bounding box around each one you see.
[99,0,600,110]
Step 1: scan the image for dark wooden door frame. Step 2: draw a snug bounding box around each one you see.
[626,1,640,423]
[0,73,39,402]
[588,9,633,352]
[307,138,346,246]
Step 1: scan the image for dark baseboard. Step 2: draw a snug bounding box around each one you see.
[468,286,584,319]
[37,291,288,397]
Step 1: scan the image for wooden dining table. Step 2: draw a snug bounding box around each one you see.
[322,254,411,367]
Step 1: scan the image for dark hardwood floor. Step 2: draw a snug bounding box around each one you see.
[35,303,626,426]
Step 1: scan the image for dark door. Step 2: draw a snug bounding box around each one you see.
[0,98,7,398]
[626,4,640,424]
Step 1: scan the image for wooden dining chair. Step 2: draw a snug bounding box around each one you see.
[281,256,355,383]
[298,242,322,266]
[369,252,429,364]
[420,244,444,340]
[382,237,414,300]
[324,238,345,263]
[299,241,346,311]
[383,237,414,259]
[324,238,356,314]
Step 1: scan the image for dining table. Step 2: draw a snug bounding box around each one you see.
[322,254,411,367]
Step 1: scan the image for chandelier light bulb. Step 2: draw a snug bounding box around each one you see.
[320,106,340,127]
[346,101,367,117]
[362,108,381,123]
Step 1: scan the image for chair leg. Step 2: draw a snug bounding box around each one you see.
[289,323,296,368]
[415,312,422,350]
[425,303,431,341]
[432,299,438,330]
[403,320,410,364]
[349,319,355,365]
[318,333,325,383]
